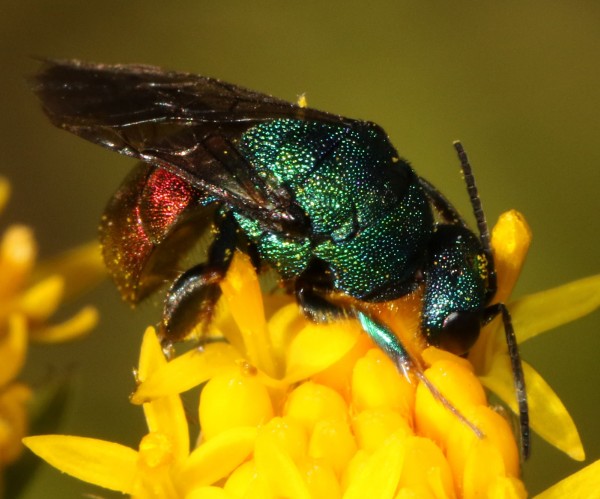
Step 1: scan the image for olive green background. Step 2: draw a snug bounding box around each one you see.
[1,1,598,497]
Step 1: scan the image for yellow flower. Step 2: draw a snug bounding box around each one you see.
[23,210,600,498]
[533,459,600,499]
[0,177,104,343]
[471,210,592,461]
[0,176,103,467]
[24,326,258,497]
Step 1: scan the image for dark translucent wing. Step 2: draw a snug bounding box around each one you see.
[33,59,349,126]
[33,60,354,234]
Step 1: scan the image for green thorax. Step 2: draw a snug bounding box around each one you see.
[234,119,433,300]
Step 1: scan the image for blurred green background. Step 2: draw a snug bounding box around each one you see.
[1,1,598,496]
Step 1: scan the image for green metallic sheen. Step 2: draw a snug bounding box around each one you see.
[422,225,488,339]
[357,311,408,360]
[233,214,312,279]
[235,119,434,299]
[313,182,432,299]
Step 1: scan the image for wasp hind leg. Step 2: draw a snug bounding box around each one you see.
[295,261,484,440]
[295,276,485,441]
[294,260,350,322]
[161,210,238,345]
[357,311,485,439]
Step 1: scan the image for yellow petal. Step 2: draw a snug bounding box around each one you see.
[312,333,373,401]
[19,275,64,322]
[351,349,414,419]
[534,459,600,499]
[254,424,312,499]
[138,328,190,463]
[352,409,412,454]
[0,314,27,385]
[481,356,584,461]
[395,487,436,498]
[490,210,532,304]
[180,426,257,490]
[285,320,361,383]
[462,438,508,499]
[0,225,36,300]
[309,418,357,476]
[220,252,275,376]
[486,477,527,499]
[199,369,274,440]
[284,381,349,435]
[397,436,455,499]
[33,241,106,301]
[29,306,98,343]
[255,417,308,464]
[0,177,10,214]
[422,346,474,373]
[186,486,236,499]
[268,301,309,370]
[446,405,520,490]
[144,393,190,468]
[0,381,32,464]
[138,326,169,381]
[23,435,138,494]
[131,342,239,403]
[509,274,600,344]
[343,431,405,499]
[137,431,175,469]
[298,458,342,499]
[224,460,272,498]
[415,358,487,452]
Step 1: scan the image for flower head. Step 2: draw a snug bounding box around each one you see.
[0,177,103,344]
[0,177,103,471]
[23,210,600,498]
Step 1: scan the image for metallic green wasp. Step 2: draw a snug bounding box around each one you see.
[33,60,529,457]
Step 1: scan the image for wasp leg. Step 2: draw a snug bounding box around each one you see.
[484,302,530,460]
[294,260,350,322]
[161,210,237,343]
[357,311,484,440]
[295,284,350,323]
[295,264,484,440]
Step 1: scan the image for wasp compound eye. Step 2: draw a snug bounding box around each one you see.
[439,310,481,355]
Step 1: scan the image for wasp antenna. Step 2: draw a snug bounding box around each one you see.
[414,368,485,439]
[453,141,497,294]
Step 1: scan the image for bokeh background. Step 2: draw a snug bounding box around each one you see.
[1,1,598,496]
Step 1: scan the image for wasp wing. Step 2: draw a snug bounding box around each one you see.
[33,60,354,235]
[98,161,219,304]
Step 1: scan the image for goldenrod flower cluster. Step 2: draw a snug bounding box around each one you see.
[22,208,600,498]
[0,178,102,475]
